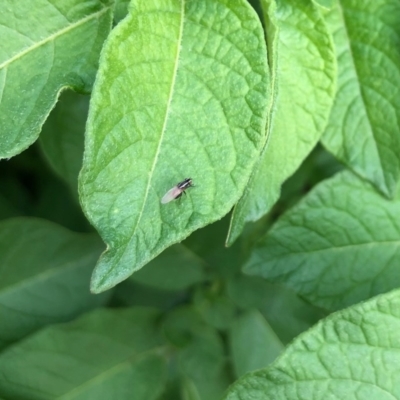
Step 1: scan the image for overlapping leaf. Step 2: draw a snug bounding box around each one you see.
[0,0,112,158]
[224,288,400,400]
[230,310,284,377]
[0,218,108,349]
[245,171,400,311]
[227,0,336,245]
[79,0,270,292]
[40,90,89,194]
[321,0,400,197]
[0,308,167,399]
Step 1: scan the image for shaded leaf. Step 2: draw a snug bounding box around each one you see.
[130,244,206,291]
[0,0,113,158]
[0,218,108,349]
[227,0,336,245]
[245,171,400,311]
[224,288,400,400]
[162,305,232,400]
[110,279,186,310]
[227,275,326,344]
[230,310,284,377]
[178,325,231,400]
[39,90,89,194]
[193,287,236,330]
[114,0,130,23]
[79,0,270,292]
[0,308,167,399]
[321,0,400,197]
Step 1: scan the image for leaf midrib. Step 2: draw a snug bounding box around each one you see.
[0,6,111,70]
[99,0,186,286]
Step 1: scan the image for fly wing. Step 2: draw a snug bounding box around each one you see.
[161,186,181,204]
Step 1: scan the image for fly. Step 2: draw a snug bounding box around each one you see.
[161,178,193,204]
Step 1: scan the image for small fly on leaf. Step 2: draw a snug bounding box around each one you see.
[161,178,193,204]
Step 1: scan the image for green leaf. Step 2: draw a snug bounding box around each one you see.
[162,305,232,400]
[321,0,400,197]
[0,218,108,349]
[224,288,400,400]
[184,214,245,279]
[0,308,167,399]
[193,287,236,330]
[39,90,89,194]
[227,274,325,344]
[313,0,333,9]
[111,279,185,310]
[114,0,130,23]
[0,0,113,159]
[245,170,400,311]
[178,326,231,400]
[130,244,206,291]
[227,0,336,245]
[79,0,270,293]
[230,310,284,378]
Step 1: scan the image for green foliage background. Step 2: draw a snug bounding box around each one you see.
[0,0,399,399]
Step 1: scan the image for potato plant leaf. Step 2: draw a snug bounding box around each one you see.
[0,308,167,400]
[245,171,400,311]
[79,0,270,292]
[230,310,284,378]
[224,288,400,400]
[227,0,336,245]
[0,0,113,158]
[39,90,89,195]
[321,0,400,197]
[0,218,108,349]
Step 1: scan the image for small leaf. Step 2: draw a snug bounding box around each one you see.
[114,0,130,23]
[0,218,108,349]
[130,244,206,291]
[39,90,89,194]
[0,0,113,158]
[80,0,270,292]
[245,170,400,311]
[178,326,231,400]
[162,305,231,400]
[321,0,400,197]
[0,308,167,399]
[224,288,400,400]
[230,310,284,378]
[227,0,337,245]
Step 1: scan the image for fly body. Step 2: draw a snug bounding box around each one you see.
[161,178,193,204]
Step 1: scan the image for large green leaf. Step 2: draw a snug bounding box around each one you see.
[227,0,336,245]
[39,90,89,194]
[79,0,269,292]
[0,218,108,349]
[0,0,113,158]
[0,308,167,399]
[224,288,400,400]
[245,170,400,311]
[321,0,400,197]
